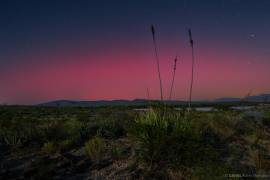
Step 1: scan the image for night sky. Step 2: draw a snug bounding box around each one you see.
[1,0,270,104]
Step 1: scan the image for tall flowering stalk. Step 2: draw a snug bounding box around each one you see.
[169,55,178,100]
[151,25,163,102]
[188,29,195,109]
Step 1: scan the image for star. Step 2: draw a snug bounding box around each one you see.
[249,34,256,38]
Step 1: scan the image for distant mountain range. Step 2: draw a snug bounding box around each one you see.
[215,93,270,102]
[38,93,270,107]
[39,99,150,107]
[38,99,185,107]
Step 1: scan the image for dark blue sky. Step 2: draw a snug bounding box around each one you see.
[1,0,270,61]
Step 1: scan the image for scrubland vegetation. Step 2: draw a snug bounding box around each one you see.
[0,105,270,179]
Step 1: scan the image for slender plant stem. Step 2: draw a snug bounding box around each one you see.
[151,25,163,102]
[188,29,195,109]
[169,56,177,100]
[146,87,151,107]
[146,87,150,100]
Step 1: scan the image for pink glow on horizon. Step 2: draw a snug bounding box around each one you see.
[1,41,270,104]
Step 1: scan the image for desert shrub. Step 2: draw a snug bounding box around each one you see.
[262,111,270,128]
[111,146,121,160]
[97,118,126,138]
[0,115,40,147]
[1,129,24,146]
[0,126,36,147]
[94,109,134,139]
[40,118,66,142]
[84,136,107,162]
[249,148,270,172]
[77,112,90,124]
[42,142,57,154]
[77,123,99,143]
[129,109,230,177]
[41,138,76,154]
[110,143,125,160]
[40,117,82,144]
[58,138,76,153]
[129,109,194,168]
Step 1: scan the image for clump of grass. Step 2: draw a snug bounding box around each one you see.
[1,130,23,147]
[129,109,193,168]
[93,110,131,138]
[110,144,124,160]
[84,136,107,162]
[0,117,38,148]
[58,138,76,153]
[128,109,231,177]
[262,111,270,127]
[41,142,57,154]
[41,138,76,154]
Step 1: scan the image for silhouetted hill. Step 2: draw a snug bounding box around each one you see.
[38,93,270,107]
[245,94,270,102]
[214,93,270,103]
[38,99,148,107]
[214,98,241,102]
[38,99,190,107]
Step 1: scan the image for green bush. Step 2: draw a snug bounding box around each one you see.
[58,138,76,153]
[42,142,57,154]
[0,116,39,147]
[110,144,124,160]
[262,111,270,127]
[128,108,229,177]
[41,138,76,154]
[1,130,23,146]
[40,117,82,144]
[84,136,107,162]
[129,109,194,168]
[0,127,34,147]
[93,110,132,138]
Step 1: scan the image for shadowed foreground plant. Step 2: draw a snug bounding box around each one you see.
[129,109,196,169]
[128,109,230,178]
